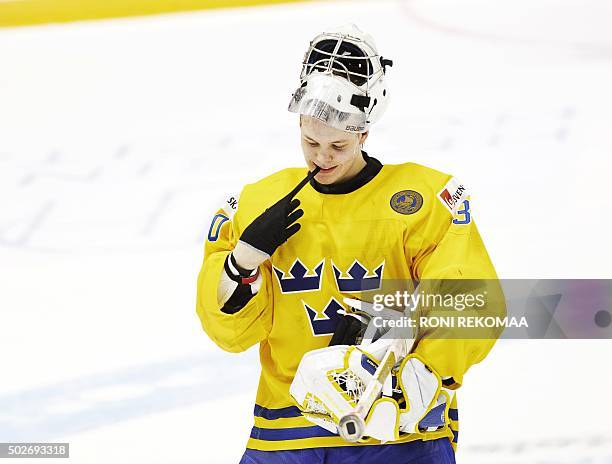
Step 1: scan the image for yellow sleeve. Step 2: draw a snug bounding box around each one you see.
[409,187,505,387]
[195,194,273,353]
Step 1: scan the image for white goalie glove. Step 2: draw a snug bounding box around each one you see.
[289,299,452,443]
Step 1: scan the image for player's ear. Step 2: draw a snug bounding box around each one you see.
[360,131,369,146]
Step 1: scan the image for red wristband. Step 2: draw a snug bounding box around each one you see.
[240,267,260,285]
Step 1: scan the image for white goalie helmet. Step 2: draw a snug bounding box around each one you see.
[288,24,393,133]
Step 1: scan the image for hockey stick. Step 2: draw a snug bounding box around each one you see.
[337,294,418,442]
[337,337,404,442]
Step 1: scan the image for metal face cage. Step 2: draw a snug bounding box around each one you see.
[300,34,384,91]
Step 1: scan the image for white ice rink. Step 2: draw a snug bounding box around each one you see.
[1,0,612,462]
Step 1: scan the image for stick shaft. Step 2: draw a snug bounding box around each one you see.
[337,338,403,441]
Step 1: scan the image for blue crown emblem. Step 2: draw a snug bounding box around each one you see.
[332,260,384,292]
[273,259,324,293]
[303,298,344,336]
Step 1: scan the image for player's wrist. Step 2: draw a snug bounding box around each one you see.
[232,242,268,269]
[224,253,260,286]
[229,252,255,276]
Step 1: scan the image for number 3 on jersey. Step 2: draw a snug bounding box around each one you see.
[453,200,471,225]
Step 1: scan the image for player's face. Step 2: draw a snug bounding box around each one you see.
[300,116,368,185]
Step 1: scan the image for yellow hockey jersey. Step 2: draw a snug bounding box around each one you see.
[196,156,500,451]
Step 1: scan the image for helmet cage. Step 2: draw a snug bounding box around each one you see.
[300,32,385,95]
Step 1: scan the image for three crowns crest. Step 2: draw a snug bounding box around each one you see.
[273,258,384,293]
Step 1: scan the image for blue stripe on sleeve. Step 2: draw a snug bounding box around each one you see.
[448,408,459,421]
[253,404,303,420]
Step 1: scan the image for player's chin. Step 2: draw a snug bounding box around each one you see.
[314,168,342,184]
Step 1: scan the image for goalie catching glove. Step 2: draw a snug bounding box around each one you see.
[289,337,452,443]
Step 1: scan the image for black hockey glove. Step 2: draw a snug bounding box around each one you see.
[329,314,364,346]
[239,167,320,257]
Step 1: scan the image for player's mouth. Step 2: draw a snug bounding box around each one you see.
[313,163,338,174]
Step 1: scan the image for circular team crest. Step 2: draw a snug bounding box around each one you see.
[390,190,423,215]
